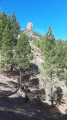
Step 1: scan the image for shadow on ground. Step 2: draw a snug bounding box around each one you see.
[29,78,39,88]
[30,63,39,75]
[0,70,67,120]
[0,93,67,120]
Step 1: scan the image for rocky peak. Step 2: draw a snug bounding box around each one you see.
[27,22,33,31]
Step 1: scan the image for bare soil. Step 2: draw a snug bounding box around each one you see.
[0,72,67,120]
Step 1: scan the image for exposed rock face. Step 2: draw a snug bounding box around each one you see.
[27,22,33,31]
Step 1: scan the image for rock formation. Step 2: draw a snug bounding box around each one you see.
[27,22,33,31]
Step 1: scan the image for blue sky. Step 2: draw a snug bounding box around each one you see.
[0,0,67,40]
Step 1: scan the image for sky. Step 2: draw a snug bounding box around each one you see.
[0,0,67,40]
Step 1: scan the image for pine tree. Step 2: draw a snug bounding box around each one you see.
[63,45,67,69]
[0,13,2,48]
[11,11,20,46]
[15,33,31,85]
[44,57,57,107]
[54,39,66,80]
[42,27,58,107]
[0,11,21,73]
[7,15,12,30]
[55,40,64,67]
[1,24,13,72]
[0,12,7,48]
[1,12,7,30]
[43,26,56,59]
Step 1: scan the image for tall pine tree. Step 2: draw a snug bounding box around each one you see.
[15,33,31,85]
[43,27,58,107]
[1,24,13,71]
[11,11,20,46]
[43,26,56,60]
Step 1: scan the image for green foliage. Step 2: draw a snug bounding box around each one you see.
[1,12,7,30]
[41,62,48,68]
[11,11,20,46]
[43,27,56,59]
[64,71,67,80]
[0,11,20,49]
[38,68,44,76]
[64,71,67,86]
[33,39,40,47]
[37,26,67,106]
[40,27,59,107]
[55,39,65,68]
[0,13,2,48]
[1,24,13,69]
[40,95,46,101]
[33,31,44,40]
[41,78,45,81]
[15,33,31,72]
[0,12,7,48]
[37,26,67,85]
[53,87,63,104]
[12,11,20,36]
[0,11,20,72]
[29,52,34,60]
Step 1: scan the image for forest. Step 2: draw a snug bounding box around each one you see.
[34,27,67,84]
[0,11,33,80]
[0,11,67,120]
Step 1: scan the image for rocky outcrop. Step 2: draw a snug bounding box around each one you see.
[23,22,33,37]
[27,22,33,31]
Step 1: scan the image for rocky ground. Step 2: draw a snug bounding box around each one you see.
[0,40,67,120]
[0,72,67,120]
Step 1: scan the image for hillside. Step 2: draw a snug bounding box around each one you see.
[0,65,67,120]
[29,40,67,114]
[0,31,67,120]
[0,11,67,119]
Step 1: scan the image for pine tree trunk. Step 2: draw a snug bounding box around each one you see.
[10,64,13,71]
[51,87,54,107]
[20,70,22,85]
[50,72,54,107]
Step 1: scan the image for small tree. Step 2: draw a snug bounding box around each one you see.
[44,56,58,107]
[15,33,31,85]
[1,24,13,73]
[42,27,59,107]
[43,26,56,59]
